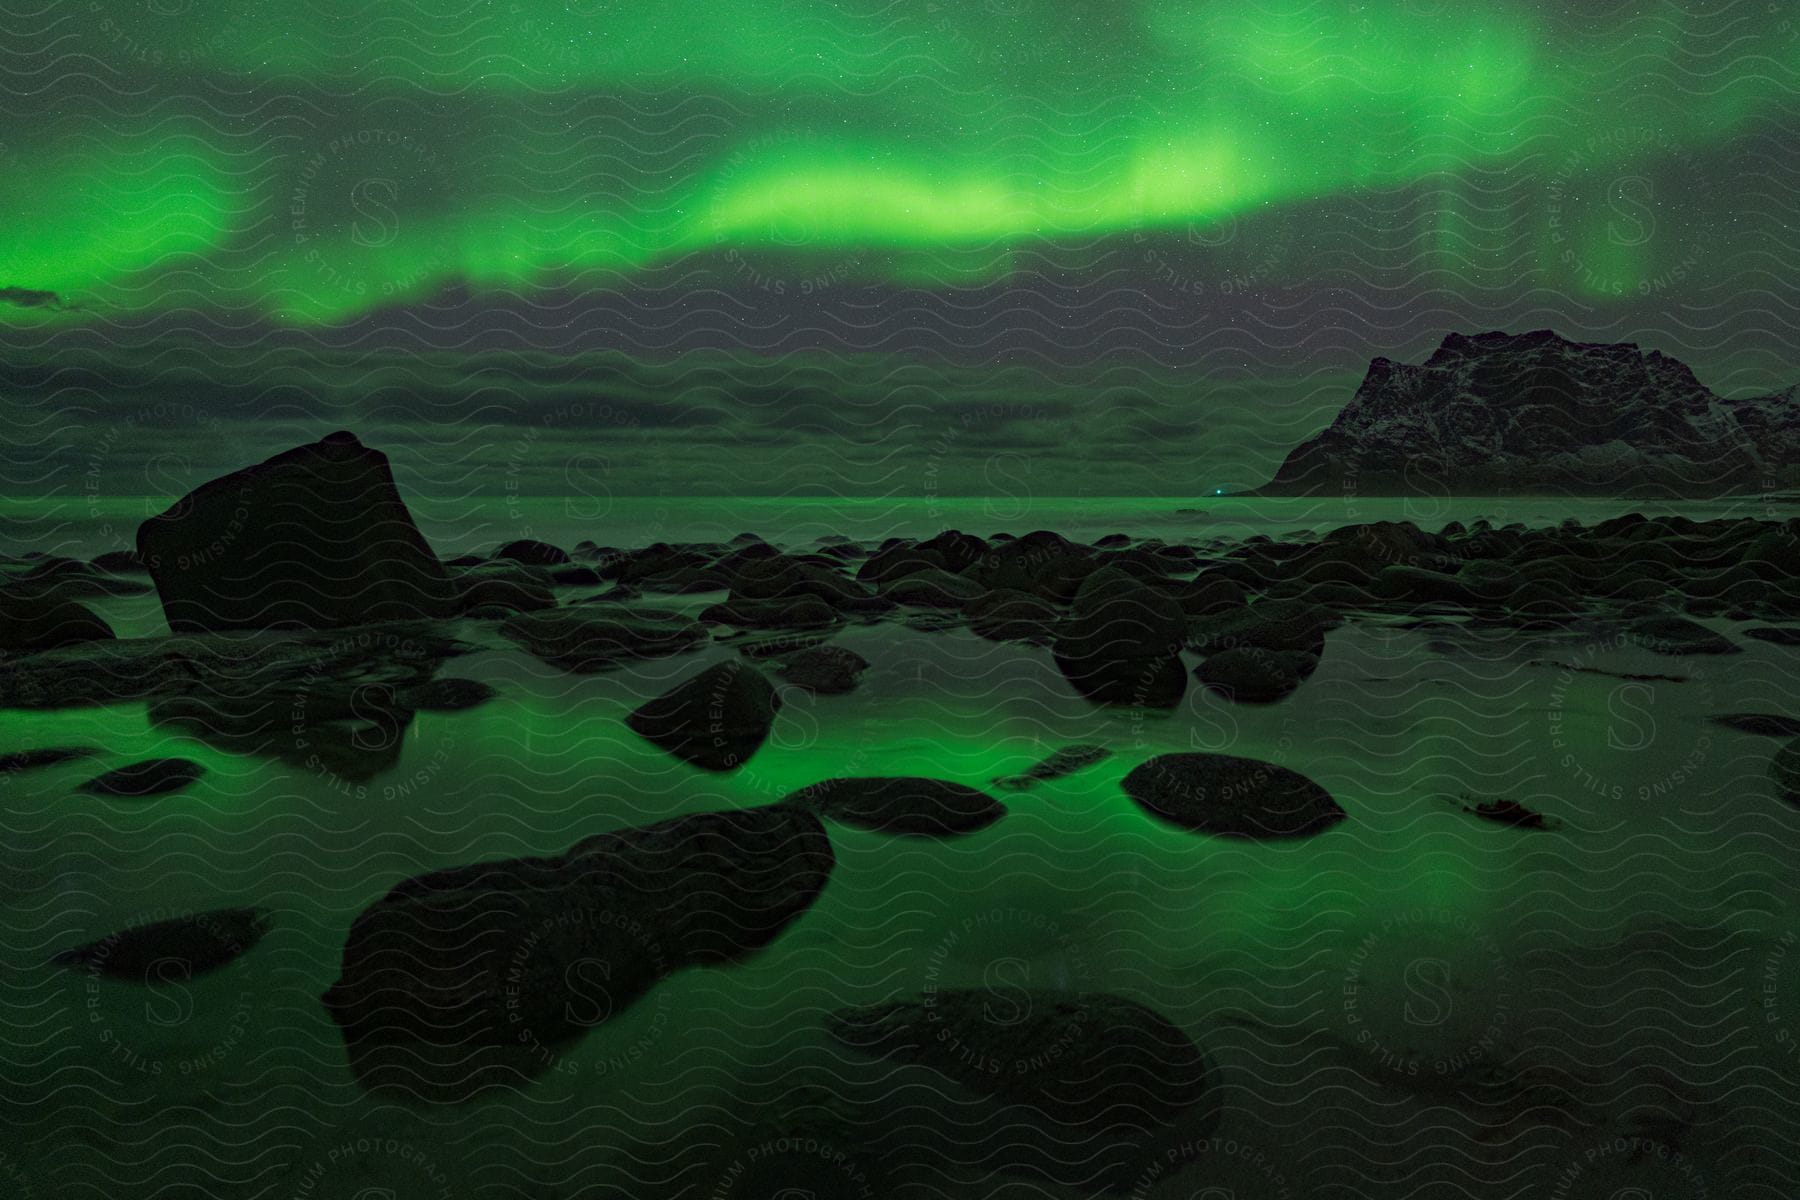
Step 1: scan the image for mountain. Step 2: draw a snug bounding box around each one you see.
[1252,329,1799,497]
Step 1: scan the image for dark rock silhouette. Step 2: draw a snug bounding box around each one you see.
[1123,752,1345,839]
[1774,738,1800,804]
[1194,646,1317,703]
[1626,615,1741,655]
[782,776,1005,837]
[966,587,1060,644]
[1052,567,1187,708]
[1459,795,1562,830]
[137,431,456,633]
[1710,713,1800,738]
[501,606,707,671]
[400,677,497,711]
[825,989,1219,1191]
[321,805,834,1103]
[626,660,780,771]
[990,744,1112,791]
[776,644,869,694]
[0,588,113,653]
[77,757,204,797]
[493,539,570,567]
[52,907,269,980]
[1255,329,1799,497]
[0,746,96,773]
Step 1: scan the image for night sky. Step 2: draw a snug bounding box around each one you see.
[2,0,1796,500]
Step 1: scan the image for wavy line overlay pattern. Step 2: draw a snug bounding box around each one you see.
[2,1,1800,1198]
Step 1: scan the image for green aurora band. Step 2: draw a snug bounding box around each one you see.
[1,0,1793,323]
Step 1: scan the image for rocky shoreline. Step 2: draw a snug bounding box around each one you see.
[6,431,1800,1193]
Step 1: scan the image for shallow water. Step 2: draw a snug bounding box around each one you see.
[4,505,1800,1197]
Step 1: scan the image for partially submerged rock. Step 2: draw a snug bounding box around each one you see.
[77,757,204,798]
[1122,752,1345,839]
[1709,713,1800,738]
[1774,738,1800,803]
[0,588,114,654]
[782,777,1005,837]
[775,645,869,694]
[1458,795,1562,830]
[626,660,780,771]
[825,989,1219,1190]
[1052,568,1187,708]
[1626,615,1741,656]
[138,431,457,633]
[52,907,269,980]
[0,746,97,773]
[1194,646,1317,704]
[321,805,834,1103]
[990,744,1111,791]
[501,606,707,672]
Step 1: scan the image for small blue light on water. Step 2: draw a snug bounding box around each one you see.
[1215,488,1223,495]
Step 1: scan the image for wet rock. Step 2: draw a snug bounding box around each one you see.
[856,543,945,585]
[1194,646,1317,704]
[1774,738,1800,803]
[0,589,114,654]
[91,549,148,574]
[990,744,1111,791]
[627,660,780,771]
[401,677,498,712]
[1187,600,1338,657]
[456,574,557,616]
[0,746,97,773]
[1709,713,1800,738]
[699,595,840,630]
[1458,795,1561,830]
[52,907,269,980]
[1626,615,1741,655]
[825,990,1218,1190]
[494,539,570,567]
[966,588,1060,644]
[782,777,1004,837]
[1746,626,1800,646]
[733,555,868,606]
[1122,752,1345,839]
[548,565,603,587]
[501,606,707,671]
[138,431,457,633]
[1052,567,1187,708]
[776,645,869,694]
[321,805,834,1103]
[882,568,984,608]
[77,757,204,798]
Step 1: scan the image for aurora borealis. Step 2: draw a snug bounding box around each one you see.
[2,0,1797,497]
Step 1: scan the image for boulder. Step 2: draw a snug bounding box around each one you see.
[626,660,780,771]
[137,432,456,633]
[77,757,205,798]
[699,595,841,630]
[1194,646,1317,704]
[990,744,1111,792]
[825,990,1218,1190]
[322,805,835,1103]
[1774,738,1800,803]
[501,606,707,671]
[1122,752,1345,839]
[1052,567,1188,708]
[882,568,984,608]
[782,776,1005,837]
[965,588,1059,643]
[1709,713,1800,738]
[494,539,571,567]
[1626,615,1741,656]
[0,589,114,654]
[52,907,269,980]
[0,746,97,773]
[775,645,869,694]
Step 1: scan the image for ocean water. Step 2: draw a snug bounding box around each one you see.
[6,491,1796,561]
[3,498,1799,1197]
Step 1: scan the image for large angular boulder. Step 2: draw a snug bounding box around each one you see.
[137,431,456,633]
[321,806,834,1102]
[1052,567,1187,707]
[626,660,780,771]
